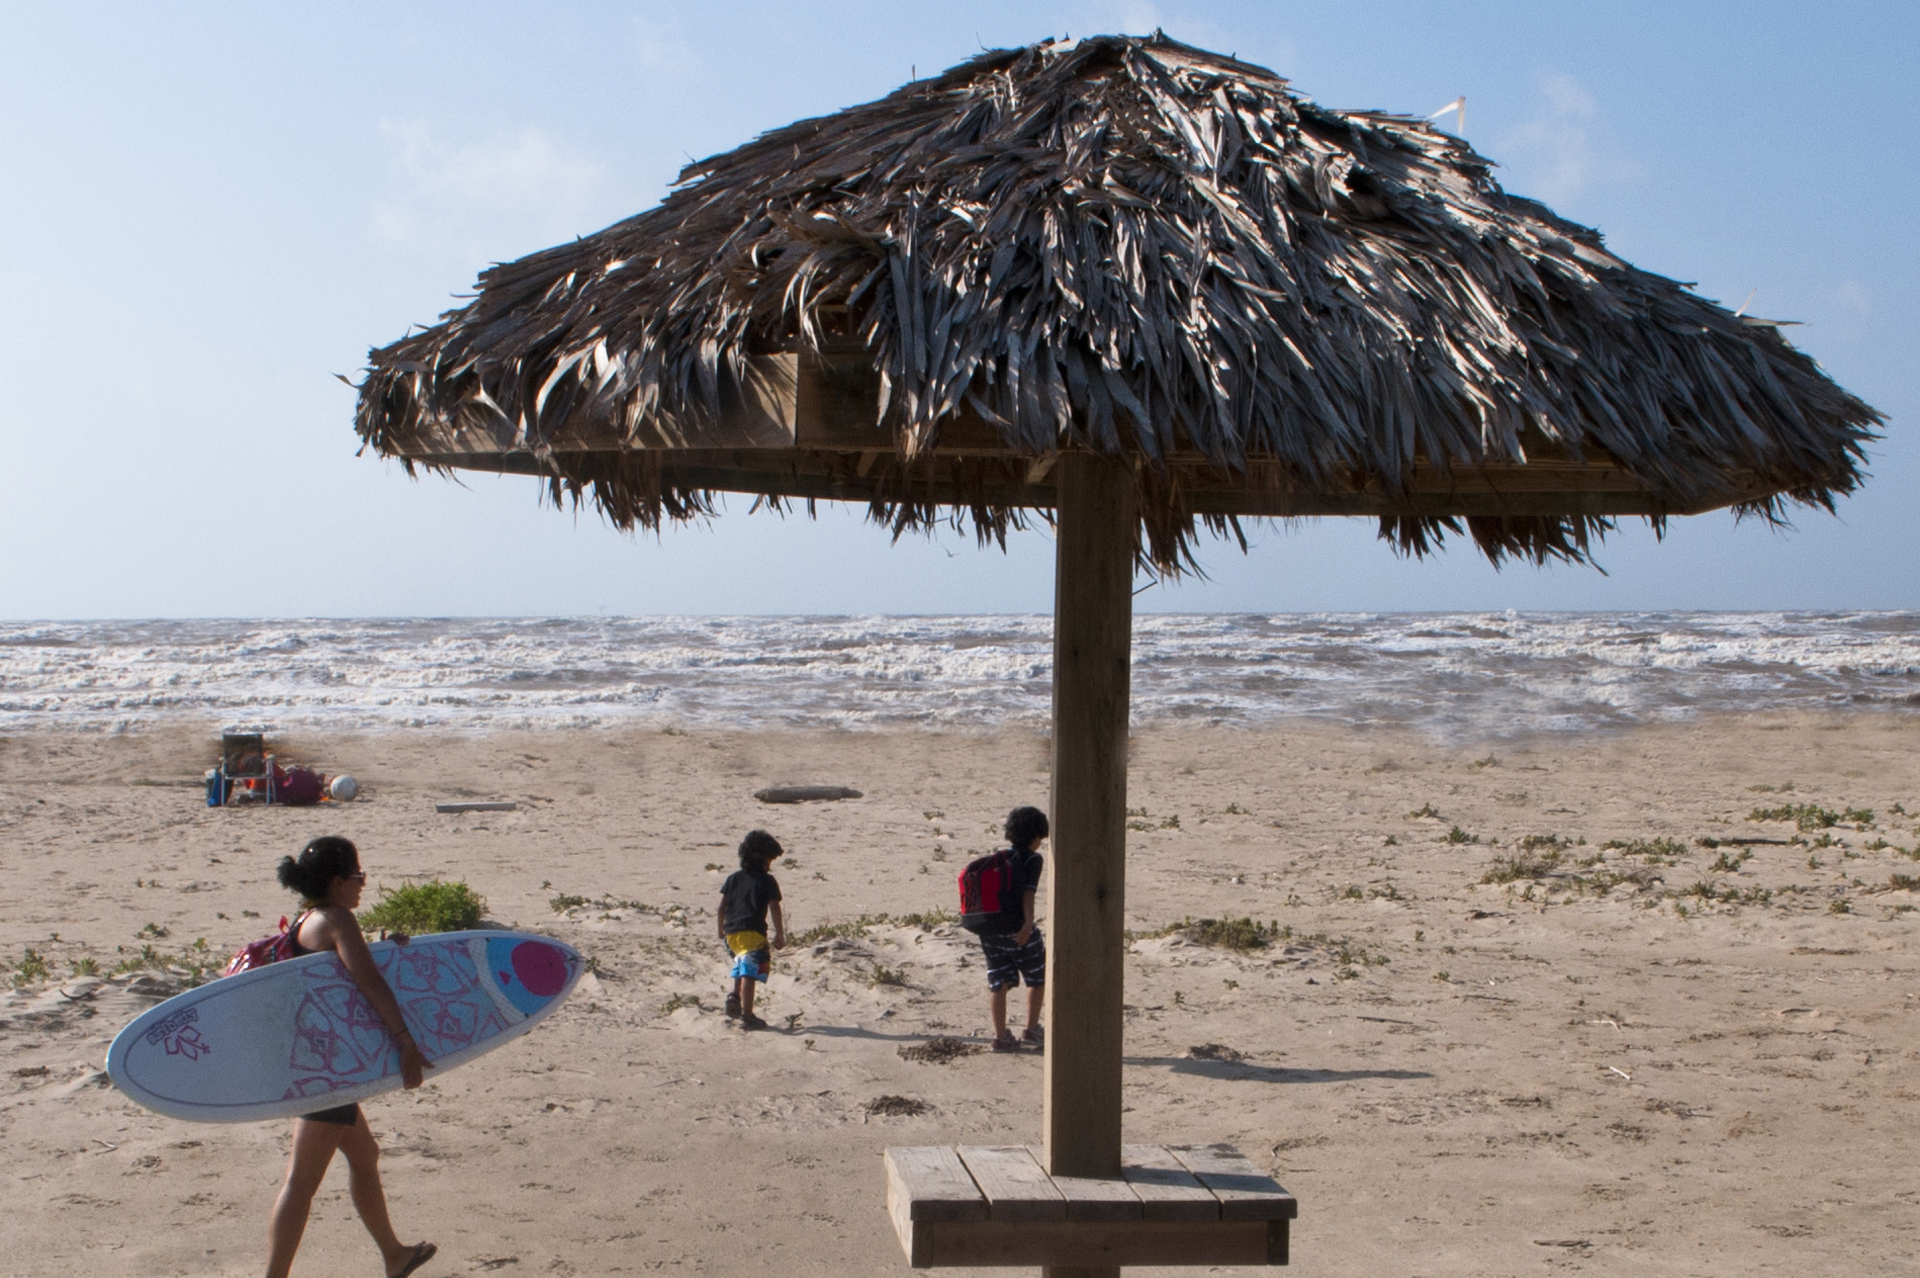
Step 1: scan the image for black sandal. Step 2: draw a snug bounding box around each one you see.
[389,1241,437,1278]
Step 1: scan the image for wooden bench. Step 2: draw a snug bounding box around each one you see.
[885,1144,1297,1268]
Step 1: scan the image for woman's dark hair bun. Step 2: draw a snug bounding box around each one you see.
[278,836,360,903]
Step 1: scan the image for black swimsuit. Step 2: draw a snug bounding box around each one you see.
[287,913,363,1128]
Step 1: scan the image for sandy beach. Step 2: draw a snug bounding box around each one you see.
[2,715,1917,1276]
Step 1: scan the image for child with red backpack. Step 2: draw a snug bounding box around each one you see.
[957,806,1049,1052]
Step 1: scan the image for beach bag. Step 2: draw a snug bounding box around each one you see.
[223,911,309,977]
[275,765,324,806]
[958,850,1025,936]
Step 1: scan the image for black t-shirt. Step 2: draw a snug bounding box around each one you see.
[720,868,783,935]
[1006,847,1043,900]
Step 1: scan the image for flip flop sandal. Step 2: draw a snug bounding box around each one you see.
[389,1241,437,1278]
[991,1033,1018,1052]
[1021,1027,1044,1047]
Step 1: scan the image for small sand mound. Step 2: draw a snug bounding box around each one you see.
[865,1095,929,1117]
[1188,1043,1244,1063]
[899,1036,980,1064]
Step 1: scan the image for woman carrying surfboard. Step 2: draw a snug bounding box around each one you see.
[266,836,438,1278]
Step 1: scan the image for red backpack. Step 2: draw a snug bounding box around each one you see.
[223,911,310,977]
[958,850,1025,936]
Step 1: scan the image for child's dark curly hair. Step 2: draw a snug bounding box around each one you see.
[1005,806,1049,851]
[738,829,784,872]
[277,836,360,903]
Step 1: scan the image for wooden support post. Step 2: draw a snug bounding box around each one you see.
[1042,452,1135,1278]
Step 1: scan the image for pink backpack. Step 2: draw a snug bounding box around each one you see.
[223,911,310,977]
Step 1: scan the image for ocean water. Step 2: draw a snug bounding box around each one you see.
[0,613,1915,739]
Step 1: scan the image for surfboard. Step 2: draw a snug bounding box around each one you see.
[106,930,582,1123]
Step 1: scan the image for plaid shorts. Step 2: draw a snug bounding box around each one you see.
[980,927,1046,991]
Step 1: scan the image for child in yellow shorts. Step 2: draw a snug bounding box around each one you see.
[717,830,785,1030]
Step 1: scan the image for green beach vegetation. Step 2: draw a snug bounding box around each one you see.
[358,880,487,934]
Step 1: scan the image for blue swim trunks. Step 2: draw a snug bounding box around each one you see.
[727,931,771,983]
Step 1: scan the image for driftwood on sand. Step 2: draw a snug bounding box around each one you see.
[754,785,864,804]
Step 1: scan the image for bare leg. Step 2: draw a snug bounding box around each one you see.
[739,979,757,1018]
[337,1111,427,1275]
[1025,983,1045,1032]
[265,1118,349,1278]
[989,986,1009,1038]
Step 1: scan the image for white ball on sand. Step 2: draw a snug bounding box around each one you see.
[329,774,359,802]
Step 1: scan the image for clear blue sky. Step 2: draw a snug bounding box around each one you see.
[1,1,1912,618]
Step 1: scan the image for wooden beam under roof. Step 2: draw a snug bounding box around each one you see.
[401,446,1769,519]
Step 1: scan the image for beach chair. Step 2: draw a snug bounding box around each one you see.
[219,731,273,805]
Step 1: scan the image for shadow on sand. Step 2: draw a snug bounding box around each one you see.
[1124,1056,1432,1084]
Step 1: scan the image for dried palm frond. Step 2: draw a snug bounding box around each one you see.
[356,33,1879,572]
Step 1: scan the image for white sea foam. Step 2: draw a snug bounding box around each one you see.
[0,613,1914,738]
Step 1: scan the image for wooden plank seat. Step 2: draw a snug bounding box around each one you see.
[885,1144,1297,1269]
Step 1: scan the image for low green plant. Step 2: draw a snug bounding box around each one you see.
[110,938,221,985]
[359,880,487,934]
[1481,849,1562,884]
[1890,874,1920,892]
[11,948,50,987]
[1180,916,1282,952]
[1408,803,1442,819]
[1709,849,1754,873]
[69,956,99,977]
[793,913,893,946]
[1444,826,1479,845]
[1828,899,1852,915]
[662,992,701,1014]
[1601,837,1687,861]
[549,892,649,914]
[870,964,908,988]
[1750,803,1843,831]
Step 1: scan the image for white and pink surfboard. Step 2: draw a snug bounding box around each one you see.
[107,931,582,1123]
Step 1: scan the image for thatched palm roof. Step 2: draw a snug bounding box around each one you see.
[355,33,1879,571]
